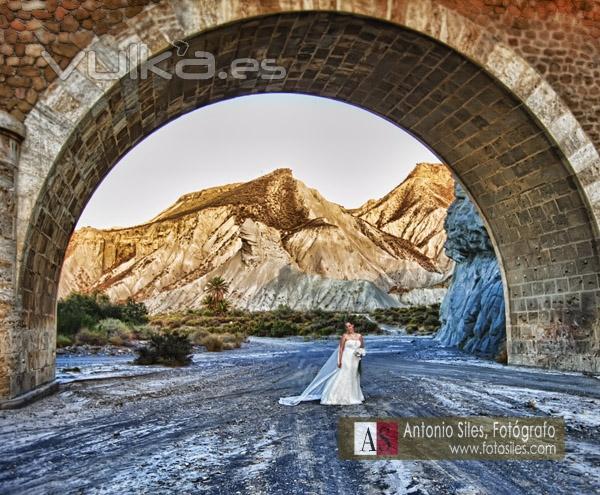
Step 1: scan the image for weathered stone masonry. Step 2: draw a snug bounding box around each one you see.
[1,1,599,152]
[0,110,31,401]
[0,1,600,403]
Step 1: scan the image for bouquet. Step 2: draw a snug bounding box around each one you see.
[354,348,366,359]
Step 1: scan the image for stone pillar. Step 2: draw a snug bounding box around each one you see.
[0,112,58,408]
[0,112,57,408]
[0,111,25,404]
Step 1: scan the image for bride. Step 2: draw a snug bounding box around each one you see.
[279,322,365,406]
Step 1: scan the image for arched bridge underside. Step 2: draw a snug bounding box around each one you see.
[1,9,599,404]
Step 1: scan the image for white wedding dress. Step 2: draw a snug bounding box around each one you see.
[279,338,365,406]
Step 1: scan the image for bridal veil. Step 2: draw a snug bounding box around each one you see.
[279,347,339,406]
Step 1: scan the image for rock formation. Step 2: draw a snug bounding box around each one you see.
[60,167,454,313]
[436,184,506,357]
[353,163,454,271]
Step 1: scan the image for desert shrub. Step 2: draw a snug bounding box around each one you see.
[221,332,245,348]
[271,319,298,337]
[357,318,379,334]
[95,292,123,319]
[97,318,131,338]
[189,328,210,344]
[423,314,440,326]
[369,304,440,333]
[56,334,73,347]
[133,324,160,340]
[274,304,293,315]
[96,317,127,333]
[58,292,149,339]
[134,331,192,366]
[108,335,125,346]
[147,308,382,342]
[309,308,327,319]
[149,315,168,328]
[215,300,231,314]
[185,317,211,327]
[318,326,335,336]
[297,325,311,336]
[273,304,304,322]
[200,334,224,352]
[121,298,149,325]
[75,328,109,346]
[246,311,380,337]
[421,314,440,334]
[166,319,182,330]
[405,321,419,334]
[154,314,184,330]
[57,293,101,336]
[248,318,269,337]
[95,318,137,345]
[191,330,245,351]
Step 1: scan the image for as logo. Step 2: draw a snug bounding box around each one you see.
[354,421,398,456]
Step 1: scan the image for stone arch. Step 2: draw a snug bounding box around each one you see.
[16,1,600,267]
[5,3,600,402]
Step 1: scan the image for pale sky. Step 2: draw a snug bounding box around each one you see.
[77,93,440,229]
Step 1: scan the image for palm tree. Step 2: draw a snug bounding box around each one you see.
[204,276,230,303]
[215,299,230,314]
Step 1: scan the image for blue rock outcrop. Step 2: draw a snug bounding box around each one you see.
[436,184,506,357]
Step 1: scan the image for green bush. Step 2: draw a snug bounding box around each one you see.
[221,332,245,347]
[423,314,440,326]
[133,324,160,340]
[57,292,149,335]
[189,328,209,344]
[134,331,192,366]
[56,334,73,347]
[75,328,109,346]
[405,322,419,334]
[369,304,441,334]
[96,318,131,338]
[95,292,123,319]
[57,293,102,336]
[108,335,125,346]
[318,326,336,336]
[270,319,297,337]
[72,317,140,347]
[146,307,383,343]
[121,298,149,325]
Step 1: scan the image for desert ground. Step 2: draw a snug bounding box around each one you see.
[1,335,599,495]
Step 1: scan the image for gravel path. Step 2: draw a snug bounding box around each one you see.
[0,336,598,494]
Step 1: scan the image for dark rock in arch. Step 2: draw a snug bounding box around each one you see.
[437,183,506,358]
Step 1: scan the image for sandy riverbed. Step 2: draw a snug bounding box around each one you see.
[1,336,599,494]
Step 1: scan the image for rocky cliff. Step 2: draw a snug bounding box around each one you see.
[436,184,506,357]
[60,167,453,313]
[353,163,454,271]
